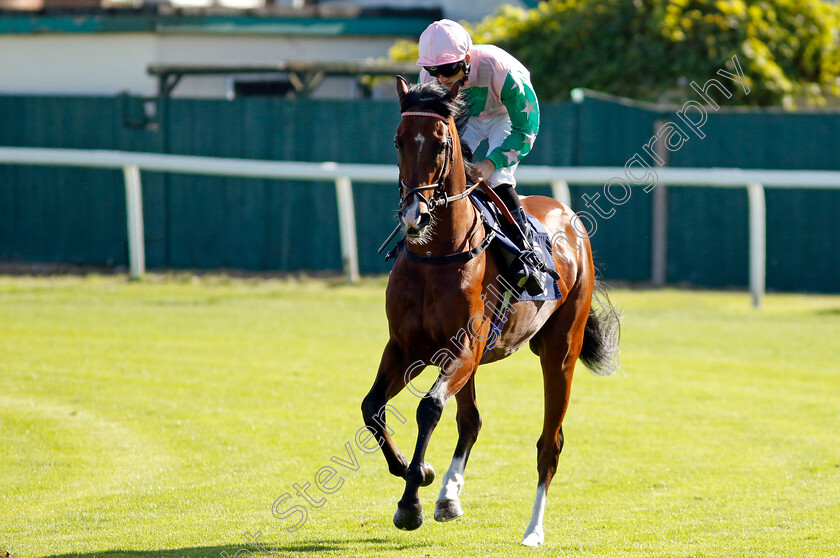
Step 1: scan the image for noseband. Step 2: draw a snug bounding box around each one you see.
[398,111,476,211]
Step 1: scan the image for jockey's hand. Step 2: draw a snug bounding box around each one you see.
[474,159,496,183]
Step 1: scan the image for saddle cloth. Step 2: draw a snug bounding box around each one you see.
[470,192,563,302]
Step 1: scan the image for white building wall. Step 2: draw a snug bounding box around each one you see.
[0,34,158,96]
[0,33,409,98]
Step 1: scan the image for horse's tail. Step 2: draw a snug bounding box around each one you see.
[579,278,622,376]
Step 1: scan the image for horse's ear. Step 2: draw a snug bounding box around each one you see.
[396,75,410,101]
[445,79,464,101]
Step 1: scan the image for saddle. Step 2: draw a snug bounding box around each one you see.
[469,191,563,303]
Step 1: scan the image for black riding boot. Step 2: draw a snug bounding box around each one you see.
[492,183,547,296]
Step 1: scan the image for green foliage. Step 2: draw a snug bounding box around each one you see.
[388,37,420,66]
[393,1,840,107]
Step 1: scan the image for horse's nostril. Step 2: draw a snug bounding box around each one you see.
[419,213,431,228]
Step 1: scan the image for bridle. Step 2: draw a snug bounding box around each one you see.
[378,109,488,260]
[398,111,478,211]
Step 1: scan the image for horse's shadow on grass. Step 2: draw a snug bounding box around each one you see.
[40,538,428,558]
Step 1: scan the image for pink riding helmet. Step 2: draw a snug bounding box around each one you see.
[416,19,473,66]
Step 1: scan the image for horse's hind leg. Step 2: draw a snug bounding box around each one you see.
[434,375,481,522]
[522,295,590,547]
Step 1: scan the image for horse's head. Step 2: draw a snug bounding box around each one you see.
[394,76,465,242]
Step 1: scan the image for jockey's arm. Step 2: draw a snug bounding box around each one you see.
[486,71,540,170]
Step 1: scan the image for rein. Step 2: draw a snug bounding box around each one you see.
[400,179,480,210]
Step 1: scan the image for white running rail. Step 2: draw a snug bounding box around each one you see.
[2,147,839,306]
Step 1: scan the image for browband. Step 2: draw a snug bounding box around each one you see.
[400,111,449,121]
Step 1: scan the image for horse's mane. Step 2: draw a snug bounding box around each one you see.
[399,81,479,182]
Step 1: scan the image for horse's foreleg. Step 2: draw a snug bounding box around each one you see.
[361,340,418,480]
[434,375,481,522]
[522,296,588,547]
[393,360,478,531]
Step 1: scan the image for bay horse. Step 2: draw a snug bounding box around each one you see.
[361,76,620,546]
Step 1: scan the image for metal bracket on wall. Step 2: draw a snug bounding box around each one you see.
[120,92,159,131]
[146,61,420,99]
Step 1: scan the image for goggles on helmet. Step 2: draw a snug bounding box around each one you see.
[423,61,467,78]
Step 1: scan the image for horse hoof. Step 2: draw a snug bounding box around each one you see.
[521,528,544,547]
[393,506,424,531]
[420,461,435,487]
[434,498,463,522]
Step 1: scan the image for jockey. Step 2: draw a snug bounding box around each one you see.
[417,19,546,296]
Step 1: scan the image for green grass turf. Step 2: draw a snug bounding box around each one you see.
[1,274,838,558]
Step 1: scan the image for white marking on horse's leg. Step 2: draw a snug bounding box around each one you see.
[521,483,546,547]
[437,455,466,502]
[434,455,466,522]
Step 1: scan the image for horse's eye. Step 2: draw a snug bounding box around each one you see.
[394,138,401,150]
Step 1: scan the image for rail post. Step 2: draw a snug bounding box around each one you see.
[335,176,360,284]
[747,182,766,308]
[123,164,146,280]
[550,179,571,209]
